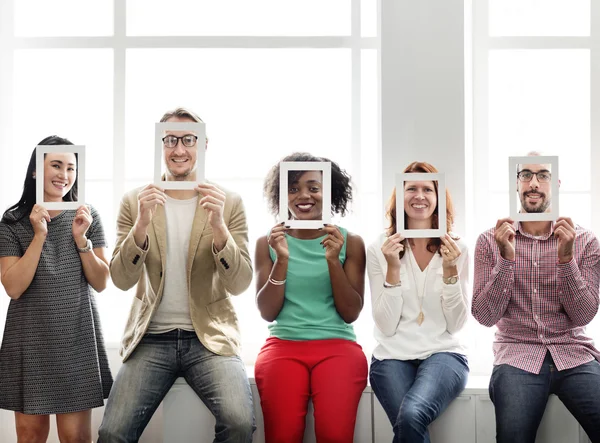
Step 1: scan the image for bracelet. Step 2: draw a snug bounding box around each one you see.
[383,280,401,288]
[269,277,286,286]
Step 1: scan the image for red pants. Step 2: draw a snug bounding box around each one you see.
[255,337,368,443]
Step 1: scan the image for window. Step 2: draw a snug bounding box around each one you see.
[471,0,598,375]
[0,0,379,364]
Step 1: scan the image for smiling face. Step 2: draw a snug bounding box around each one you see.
[403,180,437,226]
[287,170,323,220]
[163,116,198,181]
[517,163,552,213]
[43,152,77,202]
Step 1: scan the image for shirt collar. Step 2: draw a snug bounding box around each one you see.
[515,221,556,240]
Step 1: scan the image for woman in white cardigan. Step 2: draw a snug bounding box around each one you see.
[368,161,469,443]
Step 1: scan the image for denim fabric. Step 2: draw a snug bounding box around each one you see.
[490,352,600,443]
[370,352,469,443]
[98,330,255,443]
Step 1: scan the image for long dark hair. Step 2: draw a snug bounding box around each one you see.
[2,136,76,224]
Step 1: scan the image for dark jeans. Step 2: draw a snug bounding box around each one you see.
[98,330,255,443]
[490,352,600,443]
[370,352,469,443]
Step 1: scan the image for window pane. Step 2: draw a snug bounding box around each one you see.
[13,49,114,180]
[489,0,590,37]
[127,0,350,36]
[559,193,591,228]
[361,0,377,37]
[14,0,113,37]
[125,49,351,181]
[488,50,590,193]
[86,181,115,247]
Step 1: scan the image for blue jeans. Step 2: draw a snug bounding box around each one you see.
[98,330,255,443]
[490,352,600,443]
[370,352,469,443]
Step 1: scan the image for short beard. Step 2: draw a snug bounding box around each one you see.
[520,191,551,213]
[167,169,191,181]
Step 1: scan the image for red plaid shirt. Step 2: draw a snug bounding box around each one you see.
[473,222,600,374]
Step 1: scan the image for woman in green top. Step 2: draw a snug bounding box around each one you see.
[254,152,367,443]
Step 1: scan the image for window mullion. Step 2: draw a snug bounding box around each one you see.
[113,0,126,217]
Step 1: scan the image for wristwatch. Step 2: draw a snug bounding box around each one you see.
[76,238,93,253]
[443,275,459,285]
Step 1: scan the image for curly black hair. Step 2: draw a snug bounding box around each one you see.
[263,152,353,218]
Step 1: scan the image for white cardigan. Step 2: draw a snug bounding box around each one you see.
[367,233,470,361]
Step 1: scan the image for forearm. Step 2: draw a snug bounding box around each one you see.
[212,223,229,252]
[110,230,148,290]
[132,222,149,249]
[441,284,469,333]
[472,257,514,327]
[80,250,110,293]
[557,258,600,326]
[2,235,45,299]
[256,258,288,321]
[328,259,363,323]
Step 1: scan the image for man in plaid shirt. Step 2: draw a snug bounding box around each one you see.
[473,157,600,443]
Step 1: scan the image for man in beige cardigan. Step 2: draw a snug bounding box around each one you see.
[98,108,254,442]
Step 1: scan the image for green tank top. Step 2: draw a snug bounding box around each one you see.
[268,226,356,341]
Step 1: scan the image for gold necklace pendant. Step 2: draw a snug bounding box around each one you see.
[417,311,425,326]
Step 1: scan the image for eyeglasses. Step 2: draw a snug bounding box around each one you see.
[162,134,198,148]
[517,170,551,183]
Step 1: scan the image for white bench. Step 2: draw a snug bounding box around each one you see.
[162,373,592,443]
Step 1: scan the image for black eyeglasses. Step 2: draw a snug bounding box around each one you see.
[517,170,551,183]
[162,134,198,148]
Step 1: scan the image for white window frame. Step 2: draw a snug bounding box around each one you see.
[0,1,380,355]
[471,1,600,375]
[472,0,600,235]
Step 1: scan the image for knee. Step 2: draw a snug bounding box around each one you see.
[97,421,128,443]
[316,425,355,443]
[58,432,91,443]
[16,428,49,443]
[397,400,434,429]
[218,410,255,440]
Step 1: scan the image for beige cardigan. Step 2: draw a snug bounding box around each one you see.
[109,185,253,361]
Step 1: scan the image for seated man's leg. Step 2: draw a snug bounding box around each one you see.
[395,352,469,443]
[490,361,551,443]
[182,332,254,443]
[255,338,310,443]
[553,358,600,442]
[98,333,179,443]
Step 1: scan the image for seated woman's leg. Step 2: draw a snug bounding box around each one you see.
[369,357,418,442]
[15,412,50,443]
[56,409,92,443]
[255,338,310,443]
[311,339,368,443]
[395,353,468,443]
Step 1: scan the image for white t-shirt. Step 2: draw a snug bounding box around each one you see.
[367,233,470,360]
[148,195,198,333]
